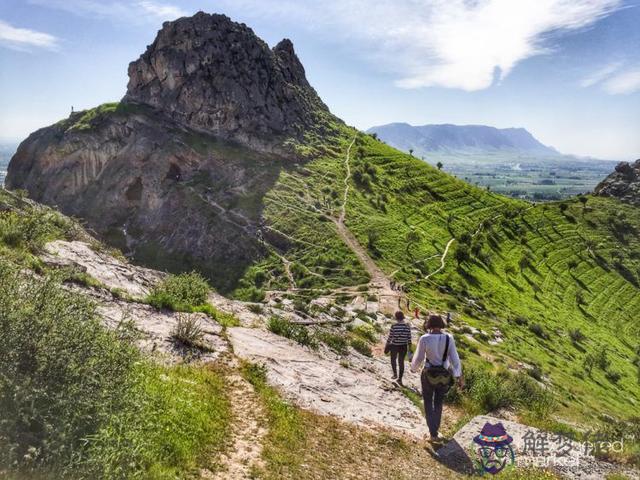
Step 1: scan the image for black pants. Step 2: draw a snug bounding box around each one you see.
[389,344,408,381]
[421,371,447,437]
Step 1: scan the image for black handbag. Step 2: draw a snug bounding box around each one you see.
[422,335,453,390]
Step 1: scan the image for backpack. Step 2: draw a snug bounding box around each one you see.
[421,334,454,390]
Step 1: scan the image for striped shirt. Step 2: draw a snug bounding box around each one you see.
[387,321,412,346]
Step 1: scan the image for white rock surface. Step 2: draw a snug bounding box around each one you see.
[229,326,430,438]
[44,240,164,298]
[437,415,638,479]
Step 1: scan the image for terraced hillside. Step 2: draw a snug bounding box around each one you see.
[246,127,640,423]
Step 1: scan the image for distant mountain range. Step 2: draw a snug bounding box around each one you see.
[367,123,559,157]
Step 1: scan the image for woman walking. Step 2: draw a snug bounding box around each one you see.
[385,311,412,386]
[410,313,463,441]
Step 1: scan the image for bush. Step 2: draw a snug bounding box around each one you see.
[349,337,372,357]
[317,330,349,355]
[147,272,210,311]
[0,262,231,478]
[0,263,139,472]
[529,323,549,340]
[447,366,555,417]
[605,370,622,384]
[171,314,206,349]
[569,328,586,344]
[350,324,378,344]
[267,316,318,349]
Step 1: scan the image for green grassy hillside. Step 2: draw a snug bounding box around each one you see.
[246,127,640,423]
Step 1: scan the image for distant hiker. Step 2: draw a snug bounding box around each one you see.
[384,311,412,386]
[411,313,463,441]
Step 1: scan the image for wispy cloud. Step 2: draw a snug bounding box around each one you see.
[0,20,58,51]
[581,62,640,94]
[580,61,623,87]
[603,68,640,94]
[220,0,621,91]
[28,0,187,24]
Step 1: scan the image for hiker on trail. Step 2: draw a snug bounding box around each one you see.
[411,313,463,441]
[384,311,412,386]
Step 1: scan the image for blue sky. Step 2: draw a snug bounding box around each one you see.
[1,0,639,160]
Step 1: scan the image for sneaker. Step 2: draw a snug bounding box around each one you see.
[396,379,404,387]
[391,374,397,380]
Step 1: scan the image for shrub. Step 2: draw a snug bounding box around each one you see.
[605,370,622,384]
[351,324,378,343]
[267,316,318,349]
[529,323,548,340]
[235,286,266,302]
[349,337,372,357]
[171,314,206,349]
[447,366,555,417]
[569,328,586,344]
[0,262,231,477]
[316,330,349,355]
[248,303,264,314]
[147,272,210,311]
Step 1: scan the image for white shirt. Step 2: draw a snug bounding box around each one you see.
[410,332,462,377]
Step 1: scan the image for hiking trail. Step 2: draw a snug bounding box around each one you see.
[327,135,401,314]
[201,371,267,479]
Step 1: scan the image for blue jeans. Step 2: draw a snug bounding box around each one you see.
[421,371,447,437]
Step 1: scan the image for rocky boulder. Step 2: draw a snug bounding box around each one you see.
[123,12,331,154]
[594,159,640,205]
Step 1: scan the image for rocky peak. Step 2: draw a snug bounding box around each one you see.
[594,159,640,205]
[123,12,330,154]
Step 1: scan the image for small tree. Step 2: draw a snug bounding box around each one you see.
[578,195,588,210]
[559,203,568,214]
[436,161,443,170]
[455,244,470,265]
[366,228,380,250]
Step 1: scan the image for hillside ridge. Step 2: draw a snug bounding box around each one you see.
[367,122,559,155]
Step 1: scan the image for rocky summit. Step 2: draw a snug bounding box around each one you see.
[6,12,341,292]
[594,159,640,205]
[124,12,331,153]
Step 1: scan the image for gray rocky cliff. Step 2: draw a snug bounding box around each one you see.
[594,159,640,206]
[123,12,330,154]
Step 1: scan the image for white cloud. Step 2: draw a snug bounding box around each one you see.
[580,62,640,94]
[138,1,186,20]
[220,0,620,91]
[0,20,58,51]
[28,0,187,24]
[579,61,623,87]
[603,69,640,94]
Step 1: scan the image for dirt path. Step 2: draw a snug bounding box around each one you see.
[201,372,267,479]
[338,136,356,224]
[331,136,401,314]
[423,238,455,282]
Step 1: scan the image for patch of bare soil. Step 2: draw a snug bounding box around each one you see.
[201,372,267,479]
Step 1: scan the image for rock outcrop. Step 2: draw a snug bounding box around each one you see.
[123,12,331,153]
[6,12,342,291]
[594,159,640,205]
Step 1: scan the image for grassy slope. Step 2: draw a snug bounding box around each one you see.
[346,134,640,422]
[253,127,639,423]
